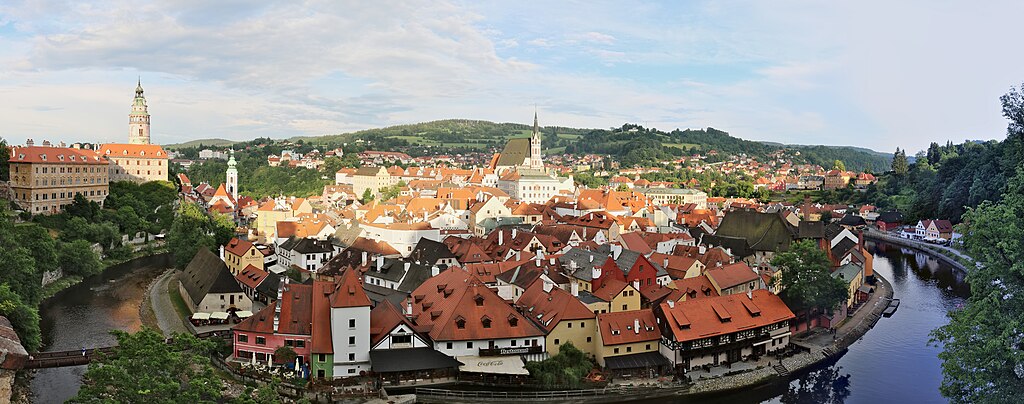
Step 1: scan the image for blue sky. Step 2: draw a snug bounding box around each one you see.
[1,1,1022,152]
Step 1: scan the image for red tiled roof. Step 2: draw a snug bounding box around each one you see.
[9,146,106,165]
[99,143,168,158]
[597,309,660,345]
[329,269,371,308]
[706,262,759,290]
[224,237,255,257]
[235,265,268,289]
[311,280,333,354]
[516,281,594,332]
[233,283,312,336]
[591,278,629,302]
[671,274,720,300]
[659,289,795,342]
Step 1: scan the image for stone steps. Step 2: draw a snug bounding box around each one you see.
[773,364,789,376]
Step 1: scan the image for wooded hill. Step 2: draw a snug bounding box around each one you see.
[166,119,891,171]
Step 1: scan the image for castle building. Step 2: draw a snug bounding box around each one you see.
[7,143,110,214]
[101,80,169,183]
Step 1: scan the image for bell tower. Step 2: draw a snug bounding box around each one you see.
[529,110,543,169]
[129,78,151,144]
[226,151,238,201]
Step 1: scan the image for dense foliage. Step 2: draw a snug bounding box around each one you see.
[168,202,235,269]
[72,329,223,403]
[182,150,336,198]
[930,84,1024,403]
[771,240,849,326]
[524,342,594,387]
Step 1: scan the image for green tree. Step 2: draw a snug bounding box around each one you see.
[274,345,297,364]
[15,224,59,274]
[58,239,103,277]
[615,184,631,192]
[927,142,943,165]
[524,342,593,387]
[0,139,9,181]
[0,284,41,352]
[72,329,222,403]
[361,188,375,204]
[832,160,846,172]
[168,203,216,269]
[891,148,909,176]
[931,168,1024,403]
[770,240,848,330]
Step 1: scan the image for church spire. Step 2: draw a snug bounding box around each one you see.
[533,109,539,137]
[135,77,144,98]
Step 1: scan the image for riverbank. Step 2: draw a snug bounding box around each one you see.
[418,273,895,403]
[863,229,974,273]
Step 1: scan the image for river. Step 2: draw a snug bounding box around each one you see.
[29,244,967,403]
[679,241,970,404]
[30,254,171,404]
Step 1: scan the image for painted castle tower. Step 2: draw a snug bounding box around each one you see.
[128,79,151,144]
[529,111,543,170]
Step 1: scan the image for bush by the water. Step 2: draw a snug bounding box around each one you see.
[524,342,594,387]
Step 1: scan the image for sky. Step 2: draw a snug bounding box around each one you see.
[1,1,1023,153]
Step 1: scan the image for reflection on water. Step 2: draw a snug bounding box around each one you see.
[31,254,170,404]
[651,241,968,404]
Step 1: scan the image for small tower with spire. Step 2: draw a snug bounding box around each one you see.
[226,151,238,201]
[128,78,151,144]
[529,109,543,169]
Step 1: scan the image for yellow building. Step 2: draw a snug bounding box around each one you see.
[254,197,312,241]
[352,166,396,198]
[516,281,598,358]
[100,143,169,183]
[582,279,641,315]
[224,237,263,275]
[595,309,668,376]
[8,145,109,214]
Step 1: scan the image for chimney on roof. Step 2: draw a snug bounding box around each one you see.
[667,299,674,309]
[571,281,579,297]
[404,262,411,272]
[431,265,440,277]
[612,244,622,260]
[570,260,577,270]
[42,140,51,147]
[25,139,34,147]
[512,228,517,239]
[498,230,504,245]
[219,245,225,260]
[549,257,555,265]
[592,266,601,280]
[406,299,413,317]
[376,255,384,269]
[663,257,669,268]
[634,318,640,334]
[633,280,640,292]
[699,244,706,255]
[542,280,553,293]
[361,251,368,266]
[515,250,521,261]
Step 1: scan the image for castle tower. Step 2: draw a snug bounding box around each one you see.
[529,110,543,169]
[226,151,238,201]
[128,79,151,144]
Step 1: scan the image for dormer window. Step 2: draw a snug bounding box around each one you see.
[58,155,64,161]
[474,294,485,306]
[611,329,620,335]
[482,316,492,328]
[508,314,518,327]
[40,154,46,161]
[140,151,145,156]
[455,317,466,329]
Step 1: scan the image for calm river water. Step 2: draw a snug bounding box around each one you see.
[30,244,966,403]
[679,241,970,404]
[30,254,171,403]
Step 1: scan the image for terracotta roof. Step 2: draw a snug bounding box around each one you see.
[99,143,168,158]
[591,278,629,302]
[516,281,594,332]
[597,309,660,345]
[659,289,795,342]
[234,283,312,336]
[671,275,720,300]
[235,265,269,289]
[619,232,653,255]
[370,300,422,347]
[225,237,255,257]
[408,268,545,342]
[9,146,106,165]
[329,269,372,308]
[706,262,759,290]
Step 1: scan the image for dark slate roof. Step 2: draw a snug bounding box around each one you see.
[495,138,530,167]
[715,210,796,253]
[823,222,844,241]
[363,283,410,308]
[700,234,753,259]
[615,249,666,277]
[603,351,671,370]
[577,290,605,304]
[397,262,434,293]
[278,236,300,251]
[839,214,867,227]
[255,272,282,297]
[409,238,456,266]
[180,248,242,305]
[367,258,409,282]
[369,347,462,373]
[876,211,904,223]
[831,238,858,259]
[559,247,604,281]
[797,221,824,239]
[291,238,334,254]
